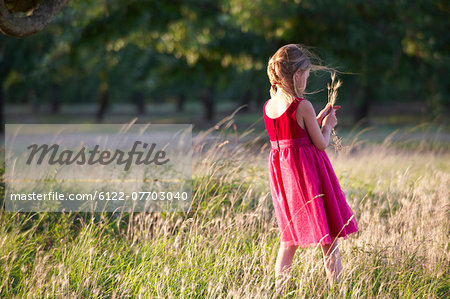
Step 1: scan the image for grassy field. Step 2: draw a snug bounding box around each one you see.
[0,116,449,298]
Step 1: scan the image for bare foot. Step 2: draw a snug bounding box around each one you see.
[274,274,290,298]
[327,276,342,294]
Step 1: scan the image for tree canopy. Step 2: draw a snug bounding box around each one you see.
[0,0,448,123]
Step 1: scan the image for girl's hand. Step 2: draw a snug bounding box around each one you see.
[317,104,340,127]
[316,103,331,127]
[322,108,338,129]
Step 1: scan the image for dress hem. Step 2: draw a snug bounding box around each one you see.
[279,230,358,249]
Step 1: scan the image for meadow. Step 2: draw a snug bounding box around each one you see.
[0,116,448,298]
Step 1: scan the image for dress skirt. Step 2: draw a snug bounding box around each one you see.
[268,136,359,248]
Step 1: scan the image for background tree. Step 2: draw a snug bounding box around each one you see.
[1,0,448,130]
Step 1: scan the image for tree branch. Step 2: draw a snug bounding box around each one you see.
[0,0,69,38]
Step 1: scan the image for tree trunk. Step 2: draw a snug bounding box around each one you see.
[352,81,371,126]
[201,87,214,122]
[0,86,4,136]
[50,82,60,113]
[255,89,263,107]
[29,89,39,114]
[132,90,145,115]
[239,89,251,113]
[177,93,185,112]
[96,81,108,122]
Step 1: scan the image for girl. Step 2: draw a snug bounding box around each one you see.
[263,44,359,292]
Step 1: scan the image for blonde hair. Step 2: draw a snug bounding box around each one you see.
[267,44,331,102]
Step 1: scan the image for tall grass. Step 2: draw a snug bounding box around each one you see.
[0,114,448,298]
[327,71,344,152]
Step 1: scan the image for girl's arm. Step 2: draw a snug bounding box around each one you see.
[296,100,337,151]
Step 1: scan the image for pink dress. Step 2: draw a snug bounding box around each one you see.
[263,97,359,248]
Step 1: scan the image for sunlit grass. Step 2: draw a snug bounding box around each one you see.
[0,115,448,298]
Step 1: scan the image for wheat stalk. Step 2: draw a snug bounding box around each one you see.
[327,72,343,152]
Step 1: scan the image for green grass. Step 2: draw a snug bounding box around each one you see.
[0,118,449,298]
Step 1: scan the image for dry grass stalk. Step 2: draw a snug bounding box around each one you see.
[327,72,344,152]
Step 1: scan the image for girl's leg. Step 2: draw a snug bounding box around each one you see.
[275,243,298,291]
[321,240,343,288]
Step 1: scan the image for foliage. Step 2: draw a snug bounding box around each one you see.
[0,0,448,121]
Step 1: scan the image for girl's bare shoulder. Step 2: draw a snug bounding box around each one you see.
[296,99,315,116]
